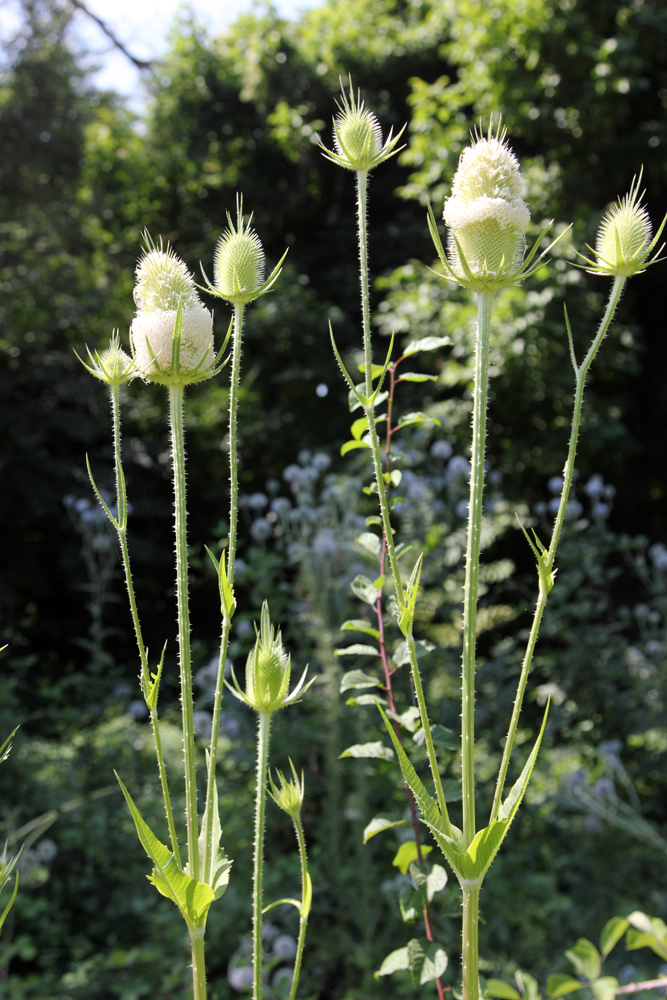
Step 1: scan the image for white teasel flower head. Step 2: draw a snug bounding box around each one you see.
[577,171,666,278]
[130,236,217,386]
[442,122,531,290]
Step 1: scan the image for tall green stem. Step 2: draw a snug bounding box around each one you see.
[203,302,244,878]
[288,813,310,1000]
[462,884,480,1000]
[356,170,372,397]
[490,276,625,820]
[110,385,181,866]
[253,712,272,1000]
[461,290,493,847]
[354,167,452,834]
[169,385,199,876]
[190,928,207,1000]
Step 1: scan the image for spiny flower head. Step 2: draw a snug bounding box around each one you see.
[320,78,405,173]
[133,243,200,312]
[442,122,531,290]
[130,235,217,386]
[226,601,313,715]
[268,760,305,821]
[581,172,665,278]
[204,196,286,307]
[78,330,136,386]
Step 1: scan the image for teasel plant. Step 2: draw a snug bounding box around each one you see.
[323,83,666,1000]
[79,207,311,1000]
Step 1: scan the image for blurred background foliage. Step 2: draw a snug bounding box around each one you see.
[0,0,665,995]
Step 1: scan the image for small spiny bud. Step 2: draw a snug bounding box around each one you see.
[213,208,266,306]
[593,181,653,277]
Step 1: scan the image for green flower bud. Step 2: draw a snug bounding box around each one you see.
[213,210,265,306]
[268,760,305,821]
[320,78,405,173]
[78,330,136,386]
[226,601,313,715]
[593,179,653,277]
[443,125,531,290]
[130,240,215,386]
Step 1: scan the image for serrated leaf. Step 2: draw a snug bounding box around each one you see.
[340,669,381,692]
[375,946,409,978]
[599,916,629,957]
[364,815,409,844]
[198,759,232,898]
[547,974,584,998]
[356,532,382,558]
[403,336,452,356]
[341,439,371,456]
[350,575,380,605]
[340,741,393,760]
[591,977,619,1000]
[409,860,448,902]
[116,774,215,930]
[407,937,448,986]
[392,841,433,875]
[487,979,522,1000]
[398,372,439,383]
[340,619,381,640]
[335,643,379,658]
[377,706,442,831]
[565,939,601,981]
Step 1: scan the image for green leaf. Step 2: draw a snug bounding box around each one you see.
[363,815,409,844]
[356,531,382,558]
[487,979,522,1000]
[116,774,215,930]
[455,820,508,882]
[403,336,452,356]
[375,946,409,978]
[340,741,393,760]
[396,554,424,638]
[626,911,667,959]
[198,757,232,898]
[409,860,448,902]
[377,706,441,830]
[398,411,441,430]
[0,870,18,933]
[386,705,421,733]
[366,515,382,526]
[497,702,550,825]
[0,728,18,764]
[392,841,432,875]
[599,916,629,958]
[357,362,386,379]
[340,619,381,640]
[351,416,369,439]
[395,542,415,561]
[393,639,435,667]
[398,372,439,383]
[565,939,601,981]
[346,693,387,707]
[335,643,379,658]
[399,885,421,923]
[350,574,381,605]
[547,974,584,998]
[407,937,448,986]
[340,669,381,692]
[387,469,402,487]
[341,439,371,456]
[413,725,459,751]
[591,977,618,1000]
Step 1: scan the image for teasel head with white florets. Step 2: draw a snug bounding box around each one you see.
[428,119,565,293]
[130,233,228,387]
[319,77,406,174]
[574,169,666,280]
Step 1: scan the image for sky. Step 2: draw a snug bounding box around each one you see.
[2,0,321,103]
